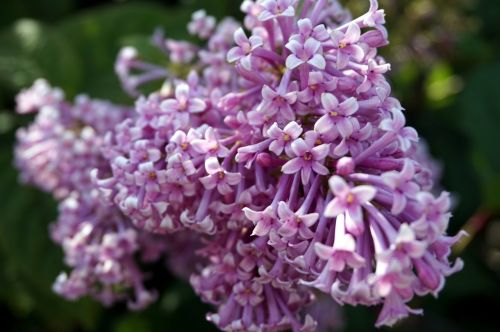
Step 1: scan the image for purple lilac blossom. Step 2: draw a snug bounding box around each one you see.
[14,1,465,331]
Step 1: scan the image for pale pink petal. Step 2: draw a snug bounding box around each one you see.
[252,219,272,236]
[337,117,354,138]
[328,175,348,195]
[344,23,361,44]
[339,97,359,116]
[312,162,329,175]
[262,85,278,100]
[324,198,344,217]
[290,138,309,156]
[301,213,319,227]
[234,27,249,46]
[227,47,244,62]
[286,54,304,69]
[321,93,339,111]
[391,192,407,215]
[243,207,261,222]
[204,157,221,174]
[308,54,326,69]
[283,121,303,138]
[351,185,377,203]
[311,144,330,160]
[314,242,334,260]
[277,201,295,219]
[187,98,206,113]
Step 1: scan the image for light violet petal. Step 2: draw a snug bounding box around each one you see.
[188,98,206,113]
[349,44,365,62]
[269,140,284,155]
[345,206,364,235]
[243,207,261,222]
[304,37,321,54]
[252,220,272,236]
[391,192,407,215]
[161,99,179,111]
[286,54,304,69]
[281,158,303,174]
[351,185,377,203]
[328,175,348,195]
[337,117,354,138]
[234,27,248,46]
[301,166,312,185]
[278,221,298,237]
[283,121,303,138]
[291,138,309,156]
[308,54,326,70]
[339,97,359,116]
[204,157,221,174]
[301,213,319,227]
[312,162,329,175]
[285,39,303,54]
[336,51,350,69]
[321,93,339,111]
[217,182,233,195]
[315,114,334,133]
[277,201,294,219]
[175,83,190,101]
[324,198,344,217]
[227,47,244,62]
[314,242,334,260]
[311,144,330,160]
[199,175,216,189]
[345,23,361,44]
[262,85,277,100]
[225,172,242,185]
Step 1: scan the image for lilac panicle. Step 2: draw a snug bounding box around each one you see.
[14,0,465,331]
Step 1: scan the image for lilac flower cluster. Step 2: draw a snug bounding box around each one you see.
[14,0,465,330]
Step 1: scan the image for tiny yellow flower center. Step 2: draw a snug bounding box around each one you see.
[346,193,355,204]
[148,172,157,180]
[283,134,291,142]
[210,144,219,153]
[329,111,338,117]
[303,152,313,161]
[180,142,189,150]
[339,42,347,49]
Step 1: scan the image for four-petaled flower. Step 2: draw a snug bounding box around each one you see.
[267,121,303,156]
[316,93,359,138]
[331,23,365,69]
[161,83,206,127]
[282,136,330,185]
[285,38,326,70]
[324,175,376,235]
[381,159,420,214]
[261,85,298,121]
[227,27,263,70]
[277,201,319,239]
[199,157,241,195]
[243,205,276,237]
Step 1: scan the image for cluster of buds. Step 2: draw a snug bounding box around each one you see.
[14,1,464,330]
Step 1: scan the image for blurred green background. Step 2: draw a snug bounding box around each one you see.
[0,0,499,331]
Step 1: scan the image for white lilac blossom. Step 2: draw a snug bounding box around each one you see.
[14,1,465,331]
